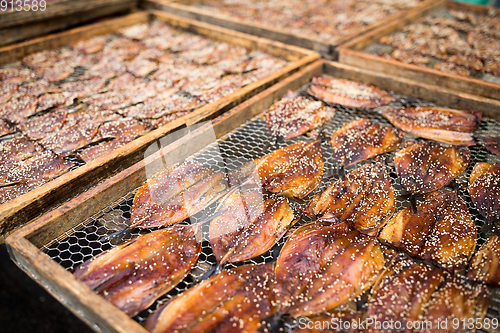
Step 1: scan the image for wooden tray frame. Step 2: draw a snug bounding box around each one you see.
[338,0,500,102]
[0,0,138,46]
[6,59,500,333]
[0,9,319,242]
[140,0,440,58]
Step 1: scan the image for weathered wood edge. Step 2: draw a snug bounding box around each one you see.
[337,0,500,101]
[6,59,500,332]
[0,0,138,29]
[141,0,438,58]
[0,10,319,242]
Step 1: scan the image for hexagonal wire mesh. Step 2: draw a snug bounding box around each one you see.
[41,80,500,330]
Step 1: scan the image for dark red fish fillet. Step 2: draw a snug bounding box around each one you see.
[308,75,395,108]
[76,140,129,163]
[483,136,500,156]
[17,109,67,141]
[0,95,38,124]
[74,224,201,317]
[265,90,335,140]
[0,135,39,162]
[94,118,148,141]
[0,83,18,104]
[467,234,500,286]
[382,106,480,146]
[64,108,120,127]
[39,121,99,156]
[83,90,132,111]
[276,220,385,317]
[468,162,500,222]
[379,191,476,272]
[59,78,107,98]
[81,56,126,80]
[36,92,75,113]
[0,183,34,204]
[394,141,470,195]
[210,181,298,266]
[118,95,195,120]
[330,118,404,166]
[144,263,277,333]
[306,163,395,235]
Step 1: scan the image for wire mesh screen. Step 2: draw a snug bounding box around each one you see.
[41,80,500,330]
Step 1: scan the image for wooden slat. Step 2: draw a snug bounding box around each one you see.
[7,59,500,333]
[141,0,438,58]
[338,0,500,102]
[0,10,319,243]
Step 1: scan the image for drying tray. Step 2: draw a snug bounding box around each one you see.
[0,10,319,243]
[338,0,500,101]
[6,60,500,333]
[140,0,438,58]
[0,0,138,46]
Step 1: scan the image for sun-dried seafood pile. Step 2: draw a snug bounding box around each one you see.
[60,74,500,332]
[373,8,500,80]
[197,0,424,44]
[0,21,287,205]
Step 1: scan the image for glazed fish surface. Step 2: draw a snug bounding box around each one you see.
[144,263,276,333]
[468,162,500,223]
[467,234,500,286]
[306,163,395,235]
[265,90,335,141]
[379,191,476,272]
[233,140,324,200]
[366,254,445,332]
[130,162,228,229]
[74,224,201,317]
[482,136,500,156]
[275,220,385,317]
[381,106,480,146]
[329,118,403,167]
[308,75,395,108]
[394,141,470,195]
[210,180,299,267]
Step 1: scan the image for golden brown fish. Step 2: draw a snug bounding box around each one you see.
[130,162,228,229]
[265,90,335,141]
[306,162,395,235]
[234,140,324,200]
[275,220,385,317]
[144,263,277,333]
[381,107,480,146]
[379,191,476,272]
[366,254,445,333]
[468,162,500,222]
[394,141,470,195]
[421,276,489,333]
[210,180,299,267]
[73,224,201,317]
[330,118,404,166]
[308,75,395,108]
[467,234,500,286]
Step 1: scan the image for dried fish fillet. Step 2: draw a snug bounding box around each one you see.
[144,263,276,333]
[210,181,298,266]
[308,75,395,108]
[0,95,38,124]
[39,121,99,157]
[0,135,39,162]
[72,36,108,54]
[130,162,228,229]
[467,234,500,286]
[74,225,201,317]
[306,163,395,235]
[422,276,489,333]
[234,140,324,200]
[292,310,363,333]
[468,162,500,222]
[276,220,385,317]
[394,141,470,195]
[0,83,18,104]
[483,136,500,156]
[0,67,38,84]
[265,90,335,140]
[366,254,445,332]
[36,92,75,113]
[379,191,476,272]
[17,109,67,141]
[93,118,148,141]
[382,106,480,146]
[76,140,129,163]
[330,118,404,166]
[0,119,14,137]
